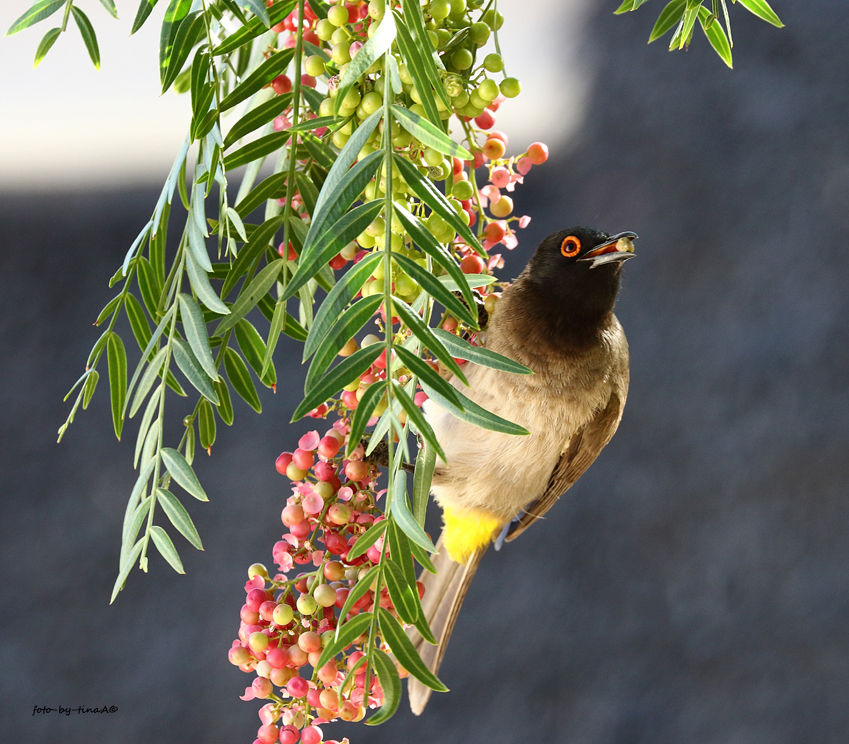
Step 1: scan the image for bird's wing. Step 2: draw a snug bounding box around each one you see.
[505,388,626,542]
[407,536,487,715]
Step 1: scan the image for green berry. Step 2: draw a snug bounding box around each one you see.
[483,53,504,73]
[327,4,349,26]
[452,179,474,201]
[469,21,490,46]
[423,148,444,167]
[500,77,521,98]
[478,78,499,102]
[449,0,467,16]
[482,9,504,30]
[316,18,335,40]
[304,55,326,78]
[296,594,318,616]
[451,48,474,70]
[430,0,450,20]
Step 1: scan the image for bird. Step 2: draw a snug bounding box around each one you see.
[407,226,637,714]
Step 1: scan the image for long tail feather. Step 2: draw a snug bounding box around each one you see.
[406,535,487,715]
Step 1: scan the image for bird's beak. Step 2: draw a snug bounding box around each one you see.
[578,231,638,269]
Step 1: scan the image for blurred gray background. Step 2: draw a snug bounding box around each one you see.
[4,1,849,742]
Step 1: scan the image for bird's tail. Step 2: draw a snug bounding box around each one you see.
[406,534,487,715]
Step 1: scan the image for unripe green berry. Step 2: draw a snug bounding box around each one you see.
[316,18,335,40]
[272,603,294,625]
[449,0,467,16]
[296,594,318,615]
[478,78,499,102]
[314,584,337,607]
[500,77,521,98]
[423,148,444,167]
[451,48,474,71]
[430,0,450,20]
[327,4,349,26]
[483,52,504,73]
[483,9,504,29]
[248,563,268,579]
[469,21,490,46]
[368,0,384,20]
[304,55,326,78]
[452,179,474,201]
[331,42,351,66]
[361,90,382,114]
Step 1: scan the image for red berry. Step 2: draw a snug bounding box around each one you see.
[324,531,348,555]
[318,436,341,458]
[258,724,280,744]
[474,110,495,129]
[272,74,292,95]
[301,727,322,744]
[278,242,298,261]
[292,448,315,470]
[246,588,268,612]
[287,676,309,698]
[314,460,335,481]
[345,460,369,482]
[329,253,347,269]
[289,520,311,539]
[484,221,506,242]
[282,504,305,526]
[279,725,300,744]
[461,255,485,274]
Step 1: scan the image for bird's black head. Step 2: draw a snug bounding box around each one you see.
[518,226,637,347]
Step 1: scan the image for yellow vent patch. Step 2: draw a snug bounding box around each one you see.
[442,505,502,563]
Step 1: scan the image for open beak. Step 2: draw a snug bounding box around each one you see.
[578,231,638,269]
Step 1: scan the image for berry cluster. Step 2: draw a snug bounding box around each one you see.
[231,421,424,744]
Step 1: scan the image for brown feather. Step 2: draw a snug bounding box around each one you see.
[406,535,487,715]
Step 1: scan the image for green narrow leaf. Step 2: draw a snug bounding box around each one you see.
[392,253,477,328]
[420,377,529,436]
[214,259,283,336]
[412,442,435,528]
[306,108,383,245]
[161,446,209,501]
[95,295,122,326]
[304,295,383,393]
[178,293,219,380]
[125,305,176,408]
[333,12,396,116]
[131,0,161,34]
[221,214,285,298]
[392,345,462,412]
[129,346,167,418]
[366,648,402,725]
[383,558,418,624]
[736,0,783,27]
[398,0,451,109]
[389,474,437,553]
[345,380,389,459]
[212,0,295,55]
[670,6,699,49]
[71,6,100,70]
[106,332,127,440]
[393,154,482,253]
[82,369,99,409]
[304,252,383,359]
[198,398,217,451]
[391,105,470,160]
[136,257,162,315]
[315,612,373,671]
[223,131,290,171]
[392,299,467,385]
[156,488,203,549]
[219,49,295,110]
[6,0,65,35]
[648,0,686,42]
[410,539,436,573]
[260,300,287,378]
[159,0,193,87]
[392,11,442,127]
[240,0,271,27]
[235,320,276,387]
[185,414,196,465]
[335,565,380,626]
[224,347,262,413]
[431,328,532,375]
[291,344,383,422]
[213,378,234,425]
[614,0,636,13]
[223,93,292,148]
[283,200,384,301]
[387,520,436,644]
[301,133,335,170]
[393,382,445,459]
[161,11,205,93]
[346,520,388,561]
[110,539,143,603]
[302,150,383,266]
[226,207,249,242]
[33,27,61,68]
[150,525,185,573]
[186,249,231,315]
[377,607,448,692]
[293,171,319,218]
[172,337,220,404]
[134,387,162,468]
[233,172,290,218]
[98,0,119,21]
[698,6,733,67]
[122,497,151,573]
[393,203,474,313]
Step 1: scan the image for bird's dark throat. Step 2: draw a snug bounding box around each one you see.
[517,265,622,350]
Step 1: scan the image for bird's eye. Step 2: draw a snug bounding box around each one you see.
[560,235,581,257]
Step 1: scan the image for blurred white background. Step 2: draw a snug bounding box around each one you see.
[0,0,591,191]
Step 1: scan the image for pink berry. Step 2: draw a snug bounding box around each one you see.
[527,141,549,164]
[258,724,280,744]
[318,661,338,685]
[278,243,298,261]
[301,726,322,744]
[292,448,314,470]
[275,452,294,474]
[302,491,324,515]
[253,677,273,699]
[279,725,300,744]
[282,504,305,526]
[414,391,428,407]
[324,531,348,555]
[265,647,288,669]
[289,520,312,539]
[287,676,309,698]
[342,390,358,409]
[288,645,309,667]
[246,588,268,612]
[314,460,336,481]
[345,460,369,482]
[259,600,278,622]
[318,436,341,458]
[229,646,250,666]
[474,110,495,129]
[241,604,260,624]
[490,167,511,188]
[298,631,322,653]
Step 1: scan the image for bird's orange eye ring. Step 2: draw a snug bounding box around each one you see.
[561,235,581,257]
